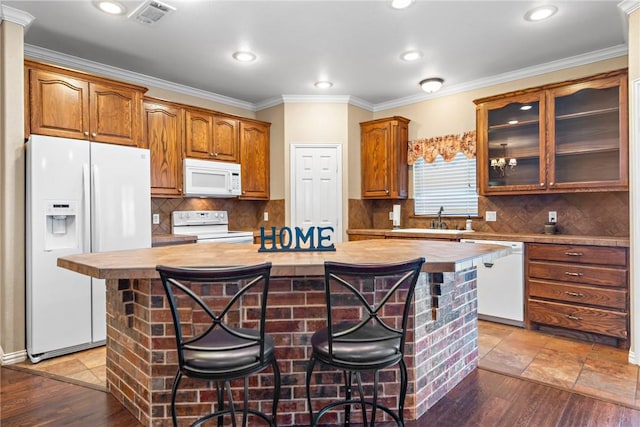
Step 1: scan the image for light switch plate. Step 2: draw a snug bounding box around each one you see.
[549,211,557,223]
[152,213,160,224]
[486,211,497,222]
[263,212,269,222]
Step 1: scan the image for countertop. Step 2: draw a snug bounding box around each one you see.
[57,239,510,280]
[347,229,630,247]
[151,234,197,247]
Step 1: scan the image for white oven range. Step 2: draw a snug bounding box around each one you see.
[171,210,254,244]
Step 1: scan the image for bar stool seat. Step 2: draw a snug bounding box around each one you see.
[305,258,425,427]
[156,262,280,427]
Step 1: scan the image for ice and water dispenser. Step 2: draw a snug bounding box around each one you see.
[44,201,79,251]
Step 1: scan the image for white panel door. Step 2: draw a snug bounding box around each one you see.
[291,144,342,243]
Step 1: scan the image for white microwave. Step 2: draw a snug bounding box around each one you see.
[183,158,241,197]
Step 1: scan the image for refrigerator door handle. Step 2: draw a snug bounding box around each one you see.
[91,164,101,252]
[83,164,91,253]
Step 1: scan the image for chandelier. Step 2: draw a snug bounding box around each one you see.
[490,144,517,176]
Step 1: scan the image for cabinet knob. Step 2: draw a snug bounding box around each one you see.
[386,189,390,194]
[84,131,89,137]
[549,182,554,186]
[214,153,218,157]
[92,133,97,138]
[210,153,214,156]
[539,182,545,186]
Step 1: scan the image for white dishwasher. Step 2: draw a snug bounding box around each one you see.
[460,239,524,327]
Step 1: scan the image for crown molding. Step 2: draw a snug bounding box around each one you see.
[24,44,257,112]
[0,5,35,27]
[373,44,628,112]
[618,0,640,14]
[24,42,628,115]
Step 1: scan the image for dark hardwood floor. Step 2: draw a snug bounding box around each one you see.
[2,365,640,426]
[0,366,142,426]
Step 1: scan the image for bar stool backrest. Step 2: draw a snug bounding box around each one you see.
[156,262,273,373]
[322,257,425,364]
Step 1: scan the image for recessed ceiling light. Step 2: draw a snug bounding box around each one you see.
[520,105,532,111]
[232,51,257,62]
[419,78,444,93]
[94,0,126,15]
[401,50,423,61]
[524,5,558,22]
[314,81,333,89]
[391,0,414,10]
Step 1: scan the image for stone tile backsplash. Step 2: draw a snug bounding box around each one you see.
[352,192,629,236]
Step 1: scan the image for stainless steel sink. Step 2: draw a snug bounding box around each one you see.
[391,228,472,234]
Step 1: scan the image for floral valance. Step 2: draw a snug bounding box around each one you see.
[407,130,476,165]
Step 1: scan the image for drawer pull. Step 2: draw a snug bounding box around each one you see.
[564,252,584,257]
[564,272,583,277]
[566,314,583,321]
[564,291,584,298]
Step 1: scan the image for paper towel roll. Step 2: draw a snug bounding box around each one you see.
[392,204,401,228]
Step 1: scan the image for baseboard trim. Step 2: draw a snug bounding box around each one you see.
[1,349,28,365]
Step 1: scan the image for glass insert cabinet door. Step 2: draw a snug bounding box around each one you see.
[477,92,546,194]
[547,75,628,191]
[476,70,628,195]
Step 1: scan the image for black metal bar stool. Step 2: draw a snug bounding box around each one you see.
[156,262,280,427]
[305,257,425,427]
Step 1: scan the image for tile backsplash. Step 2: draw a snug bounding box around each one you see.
[152,198,285,234]
[350,192,629,236]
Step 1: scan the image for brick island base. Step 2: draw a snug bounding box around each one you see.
[105,268,478,426]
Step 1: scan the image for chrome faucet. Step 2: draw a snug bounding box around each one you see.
[437,206,445,229]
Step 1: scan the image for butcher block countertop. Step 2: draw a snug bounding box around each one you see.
[57,238,510,280]
[347,229,629,247]
[151,234,197,247]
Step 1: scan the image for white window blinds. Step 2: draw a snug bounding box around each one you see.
[413,152,478,216]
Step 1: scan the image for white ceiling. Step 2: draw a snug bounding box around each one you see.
[3,1,629,111]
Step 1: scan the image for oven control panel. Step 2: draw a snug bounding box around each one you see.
[172,210,228,226]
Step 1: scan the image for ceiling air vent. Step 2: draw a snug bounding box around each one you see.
[129,0,176,25]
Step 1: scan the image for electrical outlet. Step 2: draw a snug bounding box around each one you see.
[263,212,269,222]
[549,211,557,223]
[485,211,497,222]
[152,213,160,224]
[389,211,394,220]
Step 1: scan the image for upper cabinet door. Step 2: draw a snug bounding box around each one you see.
[476,92,546,194]
[239,120,270,200]
[212,116,239,162]
[90,82,142,147]
[546,74,628,191]
[360,116,409,199]
[144,99,183,198]
[29,68,90,140]
[27,62,146,147]
[184,108,214,159]
[475,69,628,195]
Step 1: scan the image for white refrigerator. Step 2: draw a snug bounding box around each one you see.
[26,134,151,362]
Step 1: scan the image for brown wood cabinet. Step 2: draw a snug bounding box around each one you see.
[143,98,183,198]
[475,69,628,195]
[239,120,270,200]
[184,108,239,162]
[525,243,629,348]
[26,61,145,147]
[360,116,410,199]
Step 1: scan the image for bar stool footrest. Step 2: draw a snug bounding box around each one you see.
[312,399,403,427]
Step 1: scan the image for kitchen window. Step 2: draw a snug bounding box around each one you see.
[413,152,478,216]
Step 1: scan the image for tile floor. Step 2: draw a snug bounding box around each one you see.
[478,320,640,409]
[13,321,640,410]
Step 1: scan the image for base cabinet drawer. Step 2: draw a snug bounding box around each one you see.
[528,280,627,310]
[528,300,628,339]
[528,261,627,287]
[527,243,626,266]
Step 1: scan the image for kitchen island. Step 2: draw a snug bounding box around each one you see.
[58,239,509,427]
